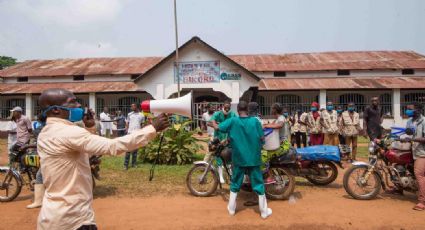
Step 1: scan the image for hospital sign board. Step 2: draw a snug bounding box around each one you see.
[174,61,220,84]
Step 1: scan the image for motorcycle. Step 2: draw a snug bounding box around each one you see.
[0,145,39,202]
[186,138,295,200]
[271,145,344,186]
[343,131,416,200]
[89,155,102,189]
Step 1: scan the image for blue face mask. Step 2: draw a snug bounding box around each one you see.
[348,107,355,112]
[283,112,289,117]
[42,106,84,122]
[405,109,415,117]
[337,109,343,114]
[326,105,334,111]
[311,107,318,112]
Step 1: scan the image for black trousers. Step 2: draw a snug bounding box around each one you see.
[292,132,307,148]
[338,134,346,145]
[77,225,97,230]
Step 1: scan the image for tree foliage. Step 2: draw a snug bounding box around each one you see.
[0,56,17,70]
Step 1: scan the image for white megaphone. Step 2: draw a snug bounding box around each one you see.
[141,92,193,119]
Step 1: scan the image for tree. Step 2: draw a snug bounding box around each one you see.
[0,56,17,70]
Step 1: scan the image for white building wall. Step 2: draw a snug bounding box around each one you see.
[137,41,258,102]
[253,69,418,79]
[3,74,132,83]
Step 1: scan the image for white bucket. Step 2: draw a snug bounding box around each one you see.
[264,128,280,150]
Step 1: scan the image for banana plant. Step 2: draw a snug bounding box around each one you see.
[139,117,204,165]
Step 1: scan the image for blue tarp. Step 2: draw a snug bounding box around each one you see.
[296,145,341,162]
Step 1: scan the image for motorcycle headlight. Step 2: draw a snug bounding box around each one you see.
[368,141,376,154]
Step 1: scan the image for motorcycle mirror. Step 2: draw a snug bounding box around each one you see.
[405,128,414,136]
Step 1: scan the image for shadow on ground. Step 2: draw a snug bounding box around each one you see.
[93,185,118,198]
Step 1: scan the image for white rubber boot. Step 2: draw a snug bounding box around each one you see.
[258,194,272,219]
[218,166,225,184]
[228,191,237,215]
[27,184,44,209]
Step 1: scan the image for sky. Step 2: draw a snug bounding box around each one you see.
[0,0,424,61]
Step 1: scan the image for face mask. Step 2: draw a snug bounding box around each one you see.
[337,110,343,114]
[326,105,334,111]
[283,112,289,117]
[43,106,84,122]
[311,107,318,112]
[348,107,355,112]
[405,109,415,117]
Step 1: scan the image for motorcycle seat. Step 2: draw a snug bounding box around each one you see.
[270,151,297,164]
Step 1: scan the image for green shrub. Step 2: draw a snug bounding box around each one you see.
[139,119,205,165]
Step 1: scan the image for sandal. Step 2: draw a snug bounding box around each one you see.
[413,203,425,211]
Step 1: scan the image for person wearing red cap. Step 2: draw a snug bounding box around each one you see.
[305,102,324,145]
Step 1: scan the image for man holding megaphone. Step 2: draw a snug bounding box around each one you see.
[36,88,169,230]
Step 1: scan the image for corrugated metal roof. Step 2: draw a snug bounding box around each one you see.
[259,76,425,90]
[1,51,425,78]
[0,57,162,77]
[0,81,139,94]
[228,51,425,72]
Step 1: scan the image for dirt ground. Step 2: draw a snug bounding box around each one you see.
[1,165,424,230]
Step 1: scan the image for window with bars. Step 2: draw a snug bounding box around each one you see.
[96,98,105,116]
[257,95,270,116]
[276,94,302,114]
[331,92,392,117]
[96,95,147,118]
[402,92,425,116]
[337,93,366,113]
[402,69,415,75]
[17,77,28,82]
[0,98,26,119]
[337,70,350,76]
[379,93,392,117]
[118,97,140,115]
[73,75,85,81]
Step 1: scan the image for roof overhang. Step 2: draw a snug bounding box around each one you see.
[0,81,140,94]
[259,76,425,90]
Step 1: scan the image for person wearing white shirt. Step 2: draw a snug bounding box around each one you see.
[99,107,112,138]
[201,103,215,138]
[124,104,145,170]
[6,118,17,163]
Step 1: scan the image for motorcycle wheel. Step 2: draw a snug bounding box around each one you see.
[186,164,218,197]
[343,165,381,200]
[305,161,338,186]
[265,167,295,200]
[0,169,22,202]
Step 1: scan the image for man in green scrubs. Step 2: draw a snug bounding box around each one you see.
[212,101,272,219]
[207,100,237,183]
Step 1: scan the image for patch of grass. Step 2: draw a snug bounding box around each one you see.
[357,146,369,158]
[94,156,193,198]
[358,136,369,144]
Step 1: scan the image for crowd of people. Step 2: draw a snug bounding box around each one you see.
[88,105,150,170]
[201,96,385,162]
[201,97,425,215]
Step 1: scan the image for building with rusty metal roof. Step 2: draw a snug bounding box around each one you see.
[1,36,424,129]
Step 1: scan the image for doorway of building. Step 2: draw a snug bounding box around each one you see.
[169,88,230,129]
